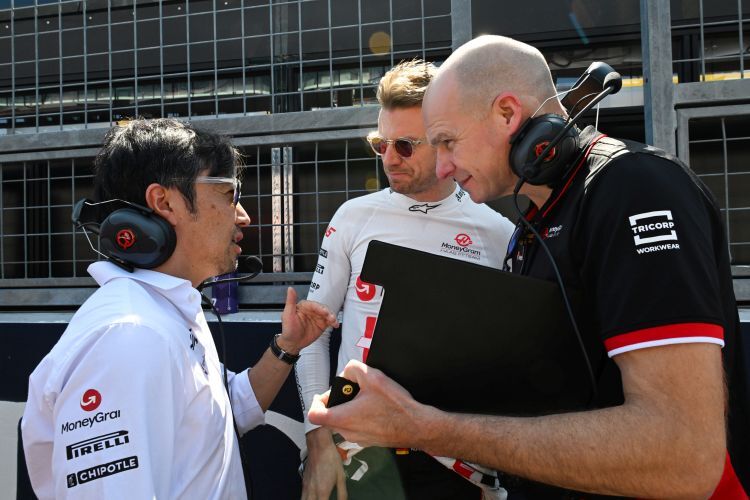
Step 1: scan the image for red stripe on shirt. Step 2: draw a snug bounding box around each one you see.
[452,460,474,480]
[604,322,724,353]
[709,452,748,499]
[541,134,607,219]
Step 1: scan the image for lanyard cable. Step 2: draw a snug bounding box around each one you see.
[511,178,598,404]
[198,258,263,499]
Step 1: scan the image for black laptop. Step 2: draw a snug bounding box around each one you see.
[360,240,614,416]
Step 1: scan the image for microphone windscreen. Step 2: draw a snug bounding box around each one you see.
[237,255,263,274]
[560,61,621,113]
[603,71,622,94]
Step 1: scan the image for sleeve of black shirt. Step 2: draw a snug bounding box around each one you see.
[576,151,726,357]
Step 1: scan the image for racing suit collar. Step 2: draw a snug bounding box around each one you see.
[387,184,464,210]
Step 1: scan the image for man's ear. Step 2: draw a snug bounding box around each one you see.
[490,92,525,136]
[144,183,178,225]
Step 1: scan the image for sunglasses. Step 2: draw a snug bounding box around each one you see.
[195,176,242,206]
[367,135,425,158]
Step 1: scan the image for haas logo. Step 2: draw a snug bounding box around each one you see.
[355,276,376,302]
[115,229,136,250]
[534,141,557,162]
[454,233,473,247]
[80,389,101,412]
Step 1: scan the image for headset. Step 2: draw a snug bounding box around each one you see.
[72,198,177,272]
[509,61,623,187]
[505,62,623,403]
[72,197,263,287]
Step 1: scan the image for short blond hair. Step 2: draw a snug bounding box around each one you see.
[377,59,436,109]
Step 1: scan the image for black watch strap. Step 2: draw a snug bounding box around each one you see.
[270,334,300,365]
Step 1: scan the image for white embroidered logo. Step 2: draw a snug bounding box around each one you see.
[629,210,680,254]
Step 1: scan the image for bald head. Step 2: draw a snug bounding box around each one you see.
[430,35,560,118]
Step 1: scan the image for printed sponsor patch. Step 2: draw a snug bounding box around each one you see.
[80,389,101,412]
[67,456,139,488]
[319,247,328,258]
[66,430,130,460]
[61,410,122,434]
[440,233,481,261]
[542,224,563,239]
[315,264,325,274]
[454,233,473,247]
[355,276,376,302]
[629,210,680,254]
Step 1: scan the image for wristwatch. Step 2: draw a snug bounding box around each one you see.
[270,334,301,365]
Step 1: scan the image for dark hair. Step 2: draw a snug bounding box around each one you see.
[93,118,241,213]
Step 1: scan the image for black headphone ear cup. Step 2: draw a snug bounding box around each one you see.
[508,115,580,186]
[99,208,176,269]
[509,119,534,179]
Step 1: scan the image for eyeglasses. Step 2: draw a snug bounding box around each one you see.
[367,134,425,158]
[195,176,242,206]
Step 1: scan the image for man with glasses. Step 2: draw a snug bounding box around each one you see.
[296,60,514,500]
[22,119,338,499]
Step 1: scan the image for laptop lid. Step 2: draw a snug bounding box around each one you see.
[360,239,607,415]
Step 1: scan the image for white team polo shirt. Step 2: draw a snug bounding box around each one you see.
[22,261,263,499]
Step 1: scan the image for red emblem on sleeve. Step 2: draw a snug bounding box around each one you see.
[355,276,376,302]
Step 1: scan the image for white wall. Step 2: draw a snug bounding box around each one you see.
[0,401,25,500]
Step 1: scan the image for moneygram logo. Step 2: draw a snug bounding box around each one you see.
[355,276,376,302]
[80,389,101,412]
[454,233,473,247]
[61,410,122,434]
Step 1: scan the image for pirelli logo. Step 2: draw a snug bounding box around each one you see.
[66,430,130,460]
